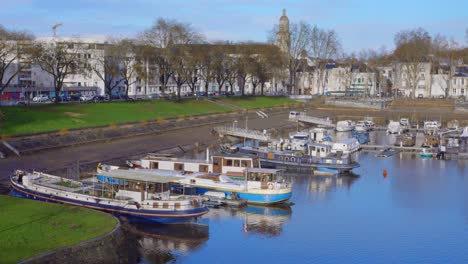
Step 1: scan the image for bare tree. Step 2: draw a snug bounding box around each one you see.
[268,21,311,94]
[249,45,284,95]
[31,40,89,103]
[141,18,203,48]
[393,28,432,98]
[91,43,122,100]
[182,46,200,94]
[309,26,342,95]
[212,46,229,94]
[117,40,145,97]
[168,45,188,100]
[197,47,215,95]
[140,18,204,95]
[0,25,34,96]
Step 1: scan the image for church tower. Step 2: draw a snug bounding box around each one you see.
[277,9,291,54]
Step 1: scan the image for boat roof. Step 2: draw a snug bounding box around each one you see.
[336,138,359,144]
[99,169,183,183]
[245,167,282,174]
[291,131,309,136]
[213,153,256,159]
[143,156,211,164]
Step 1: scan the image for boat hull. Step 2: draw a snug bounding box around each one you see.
[174,185,291,204]
[10,183,208,224]
[420,153,433,158]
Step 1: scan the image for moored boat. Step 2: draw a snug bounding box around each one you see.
[394,133,416,147]
[336,120,355,132]
[98,166,292,204]
[10,170,208,224]
[420,146,434,158]
[238,138,360,174]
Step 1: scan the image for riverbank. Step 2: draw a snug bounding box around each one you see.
[0,97,299,136]
[0,195,117,263]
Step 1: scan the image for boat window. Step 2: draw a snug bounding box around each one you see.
[175,203,181,209]
[311,146,316,151]
[234,160,240,167]
[241,160,248,167]
[291,157,295,162]
[279,156,283,160]
[174,163,184,171]
[163,203,169,209]
[321,148,326,152]
[190,179,196,184]
[226,159,233,166]
[285,157,289,161]
[153,202,158,208]
[150,162,159,169]
[199,165,209,172]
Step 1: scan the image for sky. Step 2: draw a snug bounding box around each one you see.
[0,0,467,53]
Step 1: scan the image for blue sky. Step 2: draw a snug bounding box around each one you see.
[0,0,466,53]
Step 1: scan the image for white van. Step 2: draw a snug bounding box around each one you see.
[289,111,300,120]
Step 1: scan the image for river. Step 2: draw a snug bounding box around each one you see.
[124,141,468,263]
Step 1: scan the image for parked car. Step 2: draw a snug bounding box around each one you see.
[147,93,160,99]
[195,91,207,97]
[80,94,94,102]
[69,93,82,101]
[220,91,233,97]
[112,94,134,101]
[92,95,106,102]
[417,94,424,99]
[32,94,50,102]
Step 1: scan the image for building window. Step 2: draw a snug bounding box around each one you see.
[453,88,456,94]
[462,89,465,94]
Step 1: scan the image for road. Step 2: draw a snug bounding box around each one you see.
[0,113,292,184]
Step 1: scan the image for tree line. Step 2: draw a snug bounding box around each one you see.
[1,19,467,102]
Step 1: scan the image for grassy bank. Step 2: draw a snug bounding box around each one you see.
[0,97,298,136]
[0,195,117,263]
[0,99,231,135]
[220,96,299,109]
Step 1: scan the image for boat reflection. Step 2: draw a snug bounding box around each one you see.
[205,204,292,237]
[283,172,359,200]
[130,223,209,263]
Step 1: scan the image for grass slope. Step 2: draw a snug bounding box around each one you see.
[220,96,298,109]
[0,97,297,135]
[0,99,230,135]
[0,195,117,263]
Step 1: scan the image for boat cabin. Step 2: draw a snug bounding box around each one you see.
[212,155,259,177]
[331,138,360,154]
[310,128,328,142]
[308,142,332,158]
[138,156,212,174]
[97,169,183,202]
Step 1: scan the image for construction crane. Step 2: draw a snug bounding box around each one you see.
[52,23,63,38]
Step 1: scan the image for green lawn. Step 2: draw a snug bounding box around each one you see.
[0,195,117,263]
[0,99,231,135]
[0,97,297,135]
[220,96,299,109]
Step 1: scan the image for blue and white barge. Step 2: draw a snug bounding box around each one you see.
[10,170,208,224]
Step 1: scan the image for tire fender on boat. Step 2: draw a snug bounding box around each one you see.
[268,183,274,190]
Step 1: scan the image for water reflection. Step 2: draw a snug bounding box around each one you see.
[204,204,292,237]
[131,223,209,264]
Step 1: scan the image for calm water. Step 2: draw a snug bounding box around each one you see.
[130,134,468,264]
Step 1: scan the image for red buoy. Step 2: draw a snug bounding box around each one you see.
[383,169,388,178]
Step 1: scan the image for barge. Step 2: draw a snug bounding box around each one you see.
[10,170,208,224]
